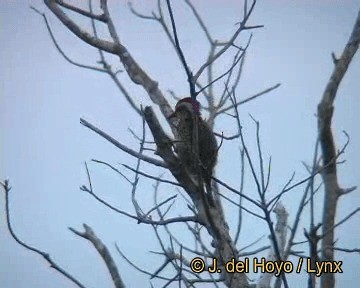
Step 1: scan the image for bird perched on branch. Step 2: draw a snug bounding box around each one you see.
[169,97,218,195]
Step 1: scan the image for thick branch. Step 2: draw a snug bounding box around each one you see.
[55,0,106,22]
[69,224,125,288]
[45,0,175,124]
[318,9,360,288]
[143,106,200,200]
[143,106,250,287]
[44,0,118,53]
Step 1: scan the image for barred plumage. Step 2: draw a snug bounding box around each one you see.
[170,98,218,191]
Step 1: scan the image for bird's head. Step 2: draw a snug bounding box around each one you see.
[168,97,201,119]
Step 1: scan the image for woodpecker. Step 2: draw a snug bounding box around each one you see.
[169,97,218,194]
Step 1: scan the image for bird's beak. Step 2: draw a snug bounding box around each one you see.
[168,111,176,119]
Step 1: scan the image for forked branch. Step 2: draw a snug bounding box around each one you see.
[317,9,359,288]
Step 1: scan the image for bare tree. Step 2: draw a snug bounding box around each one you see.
[2,1,359,288]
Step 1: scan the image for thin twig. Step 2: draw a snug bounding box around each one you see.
[1,180,87,288]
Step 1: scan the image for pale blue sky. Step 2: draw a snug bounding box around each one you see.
[1,1,359,287]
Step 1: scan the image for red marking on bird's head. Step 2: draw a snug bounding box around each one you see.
[175,97,201,116]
